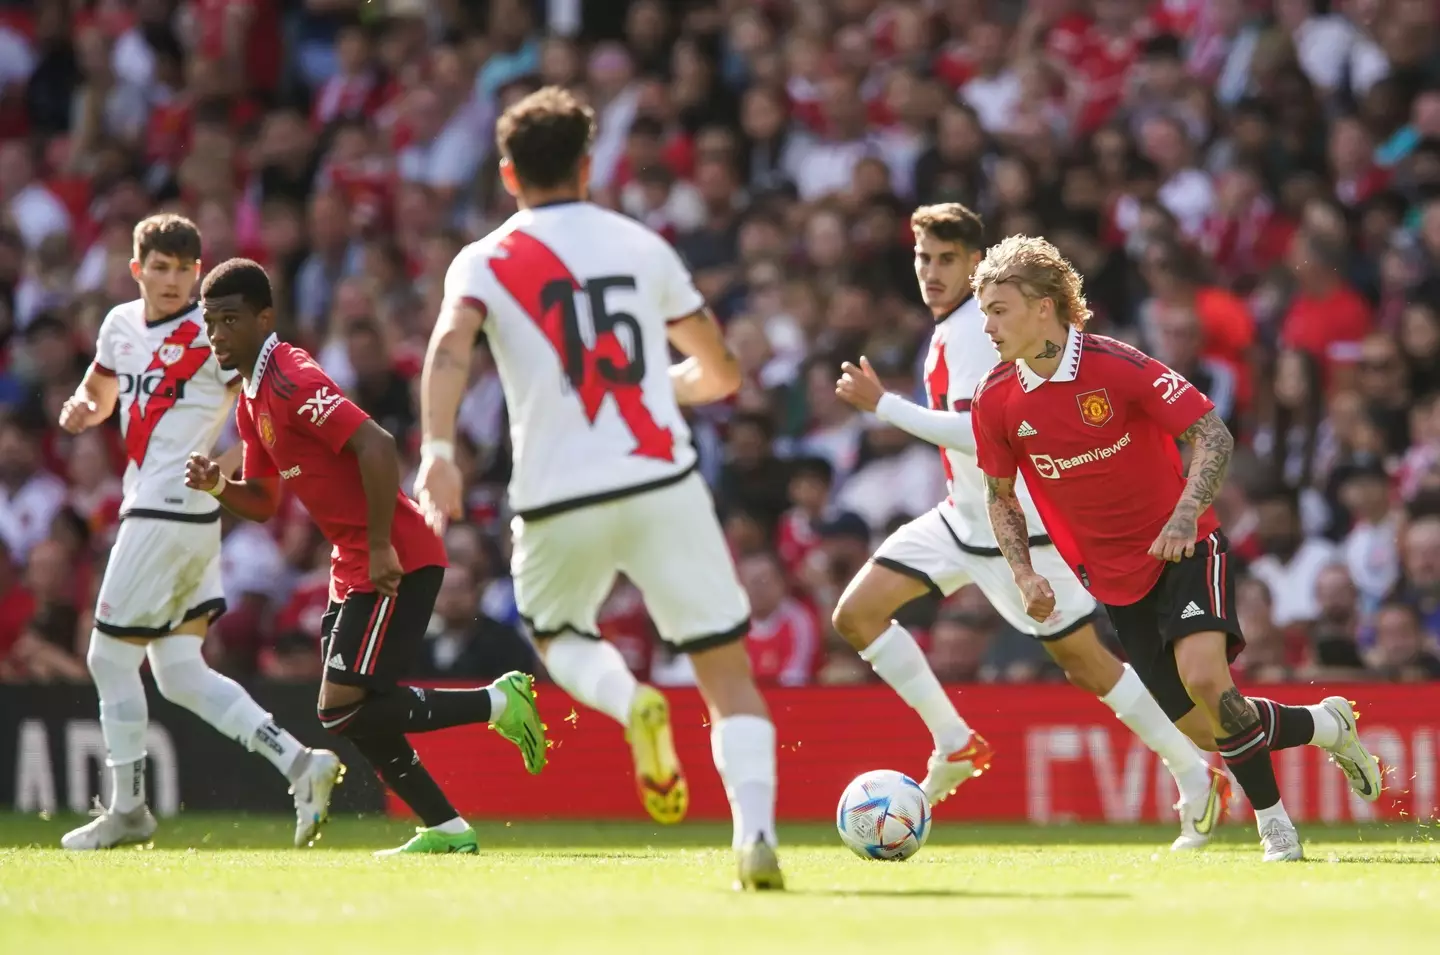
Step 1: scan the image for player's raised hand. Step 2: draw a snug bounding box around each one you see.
[835,356,885,413]
[415,454,463,536]
[185,453,221,493]
[369,543,403,598]
[1149,510,1198,563]
[1014,571,1057,622]
[58,396,101,434]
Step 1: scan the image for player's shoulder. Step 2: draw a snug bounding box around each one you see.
[1081,333,1153,370]
[973,361,1018,407]
[265,342,332,396]
[100,298,146,330]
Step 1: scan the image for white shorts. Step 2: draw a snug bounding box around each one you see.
[871,507,1097,640]
[94,516,227,638]
[511,471,750,650]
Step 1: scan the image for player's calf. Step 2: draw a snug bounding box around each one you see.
[1174,631,1302,861]
[834,563,976,776]
[690,640,783,887]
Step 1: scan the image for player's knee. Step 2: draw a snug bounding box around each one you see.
[830,596,882,648]
[86,632,147,691]
[146,637,213,708]
[1176,664,1231,713]
[317,683,368,736]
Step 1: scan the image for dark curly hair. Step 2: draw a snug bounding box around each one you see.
[495,85,596,190]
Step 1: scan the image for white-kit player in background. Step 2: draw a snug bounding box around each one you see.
[832,204,1231,849]
[415,87,783,891]
[56,214,342,850]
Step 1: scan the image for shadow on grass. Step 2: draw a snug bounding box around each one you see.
[3,815,1436,852]
[791,887,1130,900]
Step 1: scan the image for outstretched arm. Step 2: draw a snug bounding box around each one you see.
[1151,409,1234,562]
[875,394,976,452]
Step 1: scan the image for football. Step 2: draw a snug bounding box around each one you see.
[836,769,931,861]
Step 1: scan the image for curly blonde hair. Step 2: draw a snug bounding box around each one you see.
[971,235,1092,329]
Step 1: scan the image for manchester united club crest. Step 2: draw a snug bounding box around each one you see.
[258,413,276,446]
[157,343,185,366]
[1076,389,1113,427]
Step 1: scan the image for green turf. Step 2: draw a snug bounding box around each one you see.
[1,814,1436,954]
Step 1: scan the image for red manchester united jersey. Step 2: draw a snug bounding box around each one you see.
[972,328,1218,605]
[235,335,446,600]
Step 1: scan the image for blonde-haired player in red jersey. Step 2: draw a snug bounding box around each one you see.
[416,86,783,891]
[832,204,1232,850]
[970,235,1383,861]
[56,215,341,851]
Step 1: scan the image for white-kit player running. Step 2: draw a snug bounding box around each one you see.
[832,204,1230,849]
[57,214,342,850]
[415,87,782,891]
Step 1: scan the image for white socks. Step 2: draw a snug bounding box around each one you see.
[1305,704,1344,749]
[1255,799,1293,830]
[430,817,471,834]
[87,633,149,813]
[710,715,778,850]
[1100,665,1213,805]
[146,636,306,776]
[860,623,971,752]
[542,633,639,725]
[486,684,508,724]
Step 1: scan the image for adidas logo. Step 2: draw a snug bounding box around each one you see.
[326,652,345,670]
[1016,420,1038,437]
[1180,601,1204,619]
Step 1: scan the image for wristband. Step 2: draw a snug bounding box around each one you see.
[421,439,455,462]
[206,471,228,497]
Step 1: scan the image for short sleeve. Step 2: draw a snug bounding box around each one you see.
[440,246,488,323]
[92,310,119,376]
[654,238,705,323]
[276,355,370,454]
[235,401,279,479]
[971,384,1018,479]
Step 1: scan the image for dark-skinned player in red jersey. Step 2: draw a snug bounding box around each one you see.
[968,236,1383,862]
[184,258,546,856]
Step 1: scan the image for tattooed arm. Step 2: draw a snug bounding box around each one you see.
[415,296,485,533]
[985,475,1034,574]
[420,298,485,448]
[1150,409,1234,562]
[986,474,1057,621]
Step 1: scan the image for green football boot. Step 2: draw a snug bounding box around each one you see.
[490,670,547,775]
[374,826,479,857]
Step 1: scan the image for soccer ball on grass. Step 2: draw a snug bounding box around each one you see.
[836,769,931,861]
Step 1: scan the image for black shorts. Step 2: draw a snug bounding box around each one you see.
[1102,531,1245,722]
[320,565,445,689]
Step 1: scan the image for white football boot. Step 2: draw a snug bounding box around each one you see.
[292,749,345,847]
[61,804,157,851]
[1171,767,1231,851]
[1319,697,1383,802]
[1260,817,1304,861]
[919,732,994,806]
[734,835,785,891]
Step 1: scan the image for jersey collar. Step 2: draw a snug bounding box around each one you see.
[1016,324,1083,392]
[938,293,974,324]
[244,333,279,399]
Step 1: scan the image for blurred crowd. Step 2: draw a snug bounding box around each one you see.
[2,0,1439,690]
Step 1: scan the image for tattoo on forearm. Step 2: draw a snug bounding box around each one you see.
[1217,687,1259,736]
[984,475,1033,572]
[1176,410,1233,518]
[1034,340,1061,360]
[431,345,467,372]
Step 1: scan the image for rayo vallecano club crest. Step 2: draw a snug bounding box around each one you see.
[158,343,185,365]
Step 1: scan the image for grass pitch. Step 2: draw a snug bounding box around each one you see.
[1,814,1436,954]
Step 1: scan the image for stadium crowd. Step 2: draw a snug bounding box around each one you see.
[1,0,1439,689]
